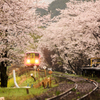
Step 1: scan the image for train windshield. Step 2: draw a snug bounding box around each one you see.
[35,53,39,58]
[26,53,39,58]
[26,53,35,58]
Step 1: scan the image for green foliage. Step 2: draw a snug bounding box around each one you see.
[7,78,14,87]
[55,91,60,96]
[0,87,47,100]
[52,80,58,87]
[20,77,32,86]
[57,61,63,65]
[0,32,2,36]
[67,81,74,84]
[29,33,43,49]
[38,26,46,29]
[57,57,64,65]
[72,88,76,92]
[77,96,80,99]
[29,33,42,43]
[8,77,21,87]
[76,92,80,94]
[87,76,100,83]
[19,77,39,87]
[72,99,76,100]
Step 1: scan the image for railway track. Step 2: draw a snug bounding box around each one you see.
[47,72,98,100]
[47,77,77,100]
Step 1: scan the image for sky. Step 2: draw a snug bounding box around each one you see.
[42,0,55,4]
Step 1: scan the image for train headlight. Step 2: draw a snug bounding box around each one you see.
[26,59,30,64]
[35,59,39,64]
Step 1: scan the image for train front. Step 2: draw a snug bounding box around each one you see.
[25,52,40,67]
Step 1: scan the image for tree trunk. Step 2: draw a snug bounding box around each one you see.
[0,62,8,87]
[68,60,77,74]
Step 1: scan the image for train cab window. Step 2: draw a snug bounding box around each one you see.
[26,53,30,58]
[30,53,35,58]
[35,53,39,58]
[26,53,35,58]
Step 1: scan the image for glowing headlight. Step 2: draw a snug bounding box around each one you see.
[26,59,30,64]
[35,59,39,64]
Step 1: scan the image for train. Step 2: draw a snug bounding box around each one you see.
[24,51,40,67]
[81,58,100,76]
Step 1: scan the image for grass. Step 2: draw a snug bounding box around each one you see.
[1,70,59,100]
[8,70,39,87]
[82,75,100,83]
[72,88,76,92]
[76,92,80,95]
[0,79,59,100]
[54,71,81,77]
[19,77,34,87]
[67,81,74,84]
[7,77,21,87]
[0,87,47,100]
[56,91,60,95]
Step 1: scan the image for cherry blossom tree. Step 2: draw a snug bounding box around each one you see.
[38,0,100,74]
[0,0,48,87]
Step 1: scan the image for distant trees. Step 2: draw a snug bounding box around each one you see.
[38,0,100,74]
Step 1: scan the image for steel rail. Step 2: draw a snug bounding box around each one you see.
[47,73,78,100]
[77,79,98,100]
[48,72,98,100]
[47,84,77,100]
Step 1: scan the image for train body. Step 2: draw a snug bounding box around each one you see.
[24,51,40,67]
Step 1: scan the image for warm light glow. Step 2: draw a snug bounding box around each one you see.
[30,73,33,76]
[26,59,30,64]
[35,59,39,64]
